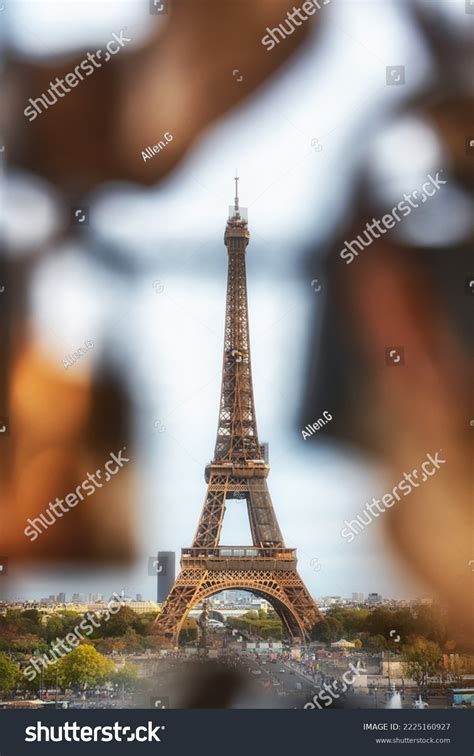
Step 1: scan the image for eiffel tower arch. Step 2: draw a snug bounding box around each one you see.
[154,179,321,645]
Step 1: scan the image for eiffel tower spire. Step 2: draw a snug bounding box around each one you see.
[153,179,321,645]
[234,173,240,216]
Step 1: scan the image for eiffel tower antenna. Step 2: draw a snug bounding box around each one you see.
[154,178,321,646]
[234,172,240,216]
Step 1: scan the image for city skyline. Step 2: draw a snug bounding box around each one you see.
[1,587,434,605]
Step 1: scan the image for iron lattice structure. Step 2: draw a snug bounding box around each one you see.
[154,180,321,644]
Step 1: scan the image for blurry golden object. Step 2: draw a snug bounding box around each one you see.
[0,344,136,563]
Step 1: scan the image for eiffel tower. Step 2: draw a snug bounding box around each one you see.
[154,179,321,644]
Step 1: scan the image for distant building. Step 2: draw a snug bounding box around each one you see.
[122,600,159,615]
[157,551,176,603]
[352,592,364,602]
[331,639,356,649]
[322,596,343,606]
[71,599,160,616]
[367,592,383,604]
[57,592,66,603]
[136,593,143,602]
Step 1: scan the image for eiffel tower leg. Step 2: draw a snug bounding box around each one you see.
[192,474,230,549]
[153,566,206,644]
[278,570,322,638]
[247,478,284,547]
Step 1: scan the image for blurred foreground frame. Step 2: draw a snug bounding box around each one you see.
[0,247,136,565]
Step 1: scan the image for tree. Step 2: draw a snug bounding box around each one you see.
[133,612,159,636]
[52,611,82,637]
[0,609,43,639]
[20,610,43,633]
[448,654,466,680]
[94,637,127,655]
[403,639,443,689]
[112,663,138,692]
[102,607,139,638]
[367,634,389,652]
[412,605,447,645]
[56,646,114,692]
[178,618,198,645]
[327,607,370,637]
[311,617,343,644]
[243,611,259,621]
[8,634,45,655]
[44,615,67,643]
[121,628,146,654]
[0,653,19,694]
[362,607,416,645]
[144,635,164,652]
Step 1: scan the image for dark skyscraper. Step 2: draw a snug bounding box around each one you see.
[157,551,176,603]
